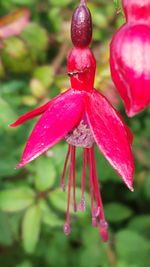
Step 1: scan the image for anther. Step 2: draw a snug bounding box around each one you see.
[100,219,108,242]
[92,217,98,228]
[78,198,86,211]
[93,206,100,217]
[61,183,66,192]
[64,223,71,235]
[100,219,108,229]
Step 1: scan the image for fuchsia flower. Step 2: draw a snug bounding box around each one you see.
[10,1,134,241]
[110,0,150,117]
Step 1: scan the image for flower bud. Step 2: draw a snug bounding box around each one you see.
[71,1,92,47]
[110,0,150,117]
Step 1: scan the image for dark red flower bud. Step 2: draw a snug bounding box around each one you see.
[71,1,92,47]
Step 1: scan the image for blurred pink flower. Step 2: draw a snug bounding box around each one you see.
[0,8,30,39]
[110,0,150,117]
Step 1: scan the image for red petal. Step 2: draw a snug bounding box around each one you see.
[85,89,134,191]
[17,89,84,167]
[10,101,51,127]
[0,8,30,38]
[115,109,133,145]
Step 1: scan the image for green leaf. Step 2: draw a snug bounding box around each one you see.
[2,37,32,73]
[0,57,5,78]
[0,212,13,245]
[39,199,63,227]
[0,188,35,212]
[33,156,56,191]
[144,173,150,199]
[15,259,32,267]
[33,65,54,88]
[104,202,133,222]
[116,230,150,267]
[48,187,90,215]
[22,203,41,253]
[0,98,17,129]
[128,215,150,239]
[49,0,72,7]
[10,0,36,5]
[80,225,109,267]
[21,23,49,54]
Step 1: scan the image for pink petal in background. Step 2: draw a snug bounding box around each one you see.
[0,8,30,38]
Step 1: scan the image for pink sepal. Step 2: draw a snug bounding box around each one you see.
[10,101,51,127]
[85,89,134,191]
[16,89,84,168]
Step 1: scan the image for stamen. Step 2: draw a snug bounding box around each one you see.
[92,217,98,228]
[93,206,100,217]
[64,223,70,235]
[100,219,108,228]
[88,149,95,222]
[60,145,71,191]
[100,219,108,242]
[88,147,108,241]
[90,147,105,219]
[78,148,88,211]
[64,146,74,235]
[65,120,94,148]
[78,198,86,211]
[72,146,77,212]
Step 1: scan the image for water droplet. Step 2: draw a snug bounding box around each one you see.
[63,223,70,235]
[78,198,86,211]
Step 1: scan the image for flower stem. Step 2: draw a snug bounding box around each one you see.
[80,0,86,5]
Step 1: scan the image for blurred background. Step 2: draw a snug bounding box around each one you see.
[0,0,150,266]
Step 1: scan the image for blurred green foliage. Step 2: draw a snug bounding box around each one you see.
[0,0,150,266]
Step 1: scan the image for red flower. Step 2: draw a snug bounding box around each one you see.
[10,47,134,241]
[10,1,134,242]
[110,0,150,117]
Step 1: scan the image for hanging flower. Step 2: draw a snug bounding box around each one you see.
[110,0,150,117]
[10,0,134,241]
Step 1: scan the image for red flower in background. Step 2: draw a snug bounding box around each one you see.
[110,0,150,117]
[10,1,134,241]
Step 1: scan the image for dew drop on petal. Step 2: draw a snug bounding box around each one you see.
[64,223,71,235]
